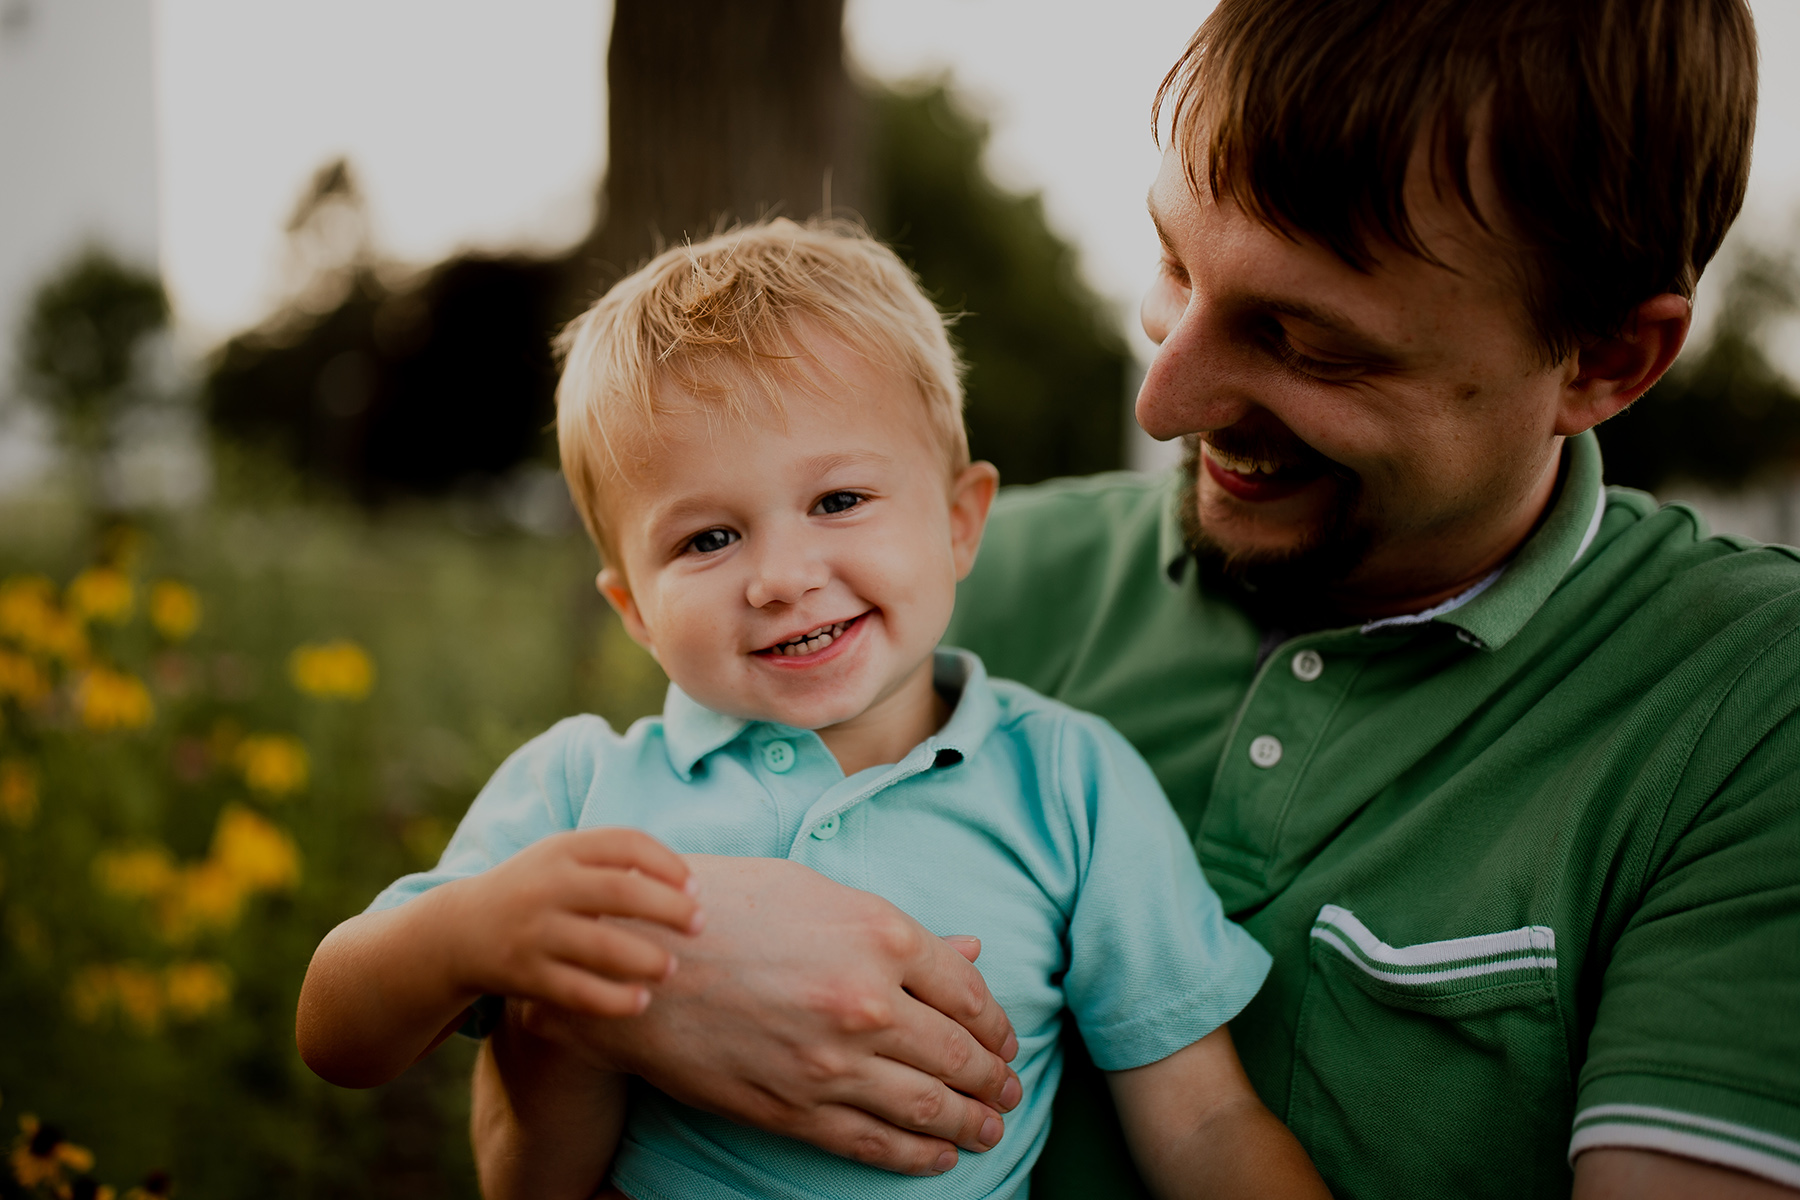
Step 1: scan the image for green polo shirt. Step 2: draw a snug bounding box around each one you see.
[946,432,1800,1199]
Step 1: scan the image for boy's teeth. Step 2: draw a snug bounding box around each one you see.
[773,619,850,656]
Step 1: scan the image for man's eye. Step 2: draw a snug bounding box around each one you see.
[814,491,864,515]
[685,528,738,555]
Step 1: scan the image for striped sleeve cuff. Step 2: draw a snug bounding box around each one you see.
[1570,1101,1800,1189]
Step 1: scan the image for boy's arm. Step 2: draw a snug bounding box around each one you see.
[1109,1026,1329,1200]
[296,827,702,1089]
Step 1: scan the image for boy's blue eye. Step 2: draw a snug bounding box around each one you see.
[815,491,863,515]
[686,528,738,555]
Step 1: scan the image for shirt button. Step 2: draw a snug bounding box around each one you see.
[1248,735,1283,768]
[762,740,796,773]
[1291,649,1324,681]
[810,814,840,840]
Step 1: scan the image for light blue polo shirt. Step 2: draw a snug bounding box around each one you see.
[370,649,1271,1200]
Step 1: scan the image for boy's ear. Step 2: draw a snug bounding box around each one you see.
[949,461,1001,580]
[1556,292,1691,436]
[596,568,657,657]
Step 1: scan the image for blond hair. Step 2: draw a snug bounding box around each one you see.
[555,218,968,564]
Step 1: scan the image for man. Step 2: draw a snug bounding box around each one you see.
[475,1,1798,1196]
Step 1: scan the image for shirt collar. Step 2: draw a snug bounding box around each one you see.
[660,647,1002,780]
[1159,430,1609,651]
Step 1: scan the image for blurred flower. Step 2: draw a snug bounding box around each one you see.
[69,964,164,1032]
[159,862,243,942]
[235,734,309,797]
[150,652,196,698]
[71,1179,118,1200]
[164,961,232,1020]
[67,567,134,624]
[124,1169,173,1200]
[0,648,49,703]
[147,581,200,641]
[74,668,154,731]
[212,805,300,892]
[289,640,374,700]
[0,576,87,662]
[170,736,210,784]
[95,847,177,900]
[10,1115,95,1188]
[0,760,38,828]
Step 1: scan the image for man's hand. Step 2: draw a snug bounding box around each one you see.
[494,855,1022,1177]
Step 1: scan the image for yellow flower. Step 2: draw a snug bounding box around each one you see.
[69,963,164,1031]
[0,648,48,703]
[74,667,155,731]
[235,734,309,796]
[289,640,374,700]
[67,566,134,624]
[10,1114,95,1188]
[0,576,86,662]
[95,846,177,900]
[0,760,37,828]
[164,960,232,1019]
[159,861,244,941]
[148,580,201,641]
[212,804,300,892]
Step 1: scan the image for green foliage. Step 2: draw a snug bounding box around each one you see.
[870,84,1131,485]
[15,248,169,463]
[0,490,666,1198]
[1598,247,1800,491]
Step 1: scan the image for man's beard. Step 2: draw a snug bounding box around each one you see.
[1178,437,1375,625]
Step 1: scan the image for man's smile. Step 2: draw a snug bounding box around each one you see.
[1200,438,1333,503]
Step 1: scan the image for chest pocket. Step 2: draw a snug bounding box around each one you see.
[1289,905,1574,1200]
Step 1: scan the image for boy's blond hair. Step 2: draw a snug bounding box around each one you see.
[555,218,969,565]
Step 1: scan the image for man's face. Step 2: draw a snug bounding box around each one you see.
[1138,147,1575,614]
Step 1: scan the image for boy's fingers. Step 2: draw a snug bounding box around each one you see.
[548,915,677,984]
[561,827,692,890]
[538,961,651,1019]
[566,864,704,933]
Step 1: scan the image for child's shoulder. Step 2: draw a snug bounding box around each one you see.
[496,710,677,792]
[982,673,1153,789]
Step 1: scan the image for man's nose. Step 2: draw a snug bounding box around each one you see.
[1135,293,1254,442]
[744,531,828,609]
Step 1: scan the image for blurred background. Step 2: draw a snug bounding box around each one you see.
[0,1,1797,1195]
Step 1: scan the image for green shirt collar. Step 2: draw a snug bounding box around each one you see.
[1159,431,1608,652]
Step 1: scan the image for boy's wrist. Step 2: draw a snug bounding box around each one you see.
[402,874,493,1011]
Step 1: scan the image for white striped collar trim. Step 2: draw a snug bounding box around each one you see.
[1570,1104,1800,1188]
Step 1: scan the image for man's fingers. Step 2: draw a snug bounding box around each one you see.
[898,930,1016,1062]
[791,1103,963,1177]
[942,934,980,963]
[564,862,703,933]
[559,827,694,891]
[874,992,1020,1114]
[548,914,676,983]
[832,1053,1008,1153]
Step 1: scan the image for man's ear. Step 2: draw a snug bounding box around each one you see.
[949,461,1001,580]
[1556,293,1691,436]
[596,567,656,657]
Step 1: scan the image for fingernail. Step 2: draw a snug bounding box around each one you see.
[685,877,700,896]
[933,1150,957,1174]
[635,986,651,1013]
[1001,1032,1018,1061]
[663,954,679,979]
[1000,1074,1022,1111]
[979,1116,1003,1147]
[688,907,706,935]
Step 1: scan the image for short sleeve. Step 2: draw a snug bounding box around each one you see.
[364,715,606,913]
[1057,712,1272,1071]
[1572,709,1800,1187]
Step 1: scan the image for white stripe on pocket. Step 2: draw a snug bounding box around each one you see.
[1315,904,1556,968]
[1312,928,1558,986]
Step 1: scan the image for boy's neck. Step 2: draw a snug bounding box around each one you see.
[816,656,950,777]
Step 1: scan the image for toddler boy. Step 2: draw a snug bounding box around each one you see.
[297,220,1325,1200]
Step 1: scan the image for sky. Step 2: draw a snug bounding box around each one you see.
[151,0,1800,363]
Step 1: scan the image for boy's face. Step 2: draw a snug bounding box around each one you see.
[597,332,997,735]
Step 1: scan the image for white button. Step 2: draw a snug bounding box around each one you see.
[1248,735,1283,768]
[762,740,796,773]
[1291,649,1324,682]
[810,814,840,840]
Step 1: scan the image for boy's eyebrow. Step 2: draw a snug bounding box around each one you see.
[802,449,890,476]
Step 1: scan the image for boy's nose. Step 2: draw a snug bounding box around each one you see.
[744,542,829,609]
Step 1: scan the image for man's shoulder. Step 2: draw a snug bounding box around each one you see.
[985,469,1171,556]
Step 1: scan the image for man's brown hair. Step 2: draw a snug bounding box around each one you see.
[1156,0,1758,360]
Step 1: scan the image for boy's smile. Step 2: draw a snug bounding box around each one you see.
[597,329,997,774]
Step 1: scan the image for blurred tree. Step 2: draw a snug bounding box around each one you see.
[203,3,1126,501]
[871,84,1127,483]
[1599,247,1800,492]
[15,247,169,508]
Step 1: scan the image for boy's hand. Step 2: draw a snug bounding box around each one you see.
[449,827,704,1017]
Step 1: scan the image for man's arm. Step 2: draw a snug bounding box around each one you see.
[472,854,1023,1179]
[1108,1026,1328,1200]
[1575,1149,1800,1198]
